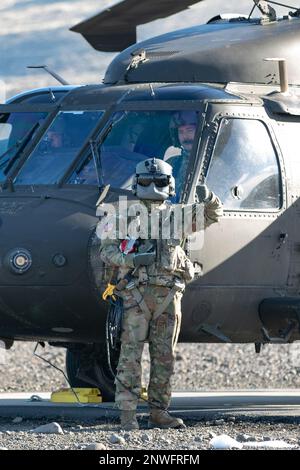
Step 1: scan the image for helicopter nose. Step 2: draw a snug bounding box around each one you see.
[0,188,107,340]
[0,194,90,285]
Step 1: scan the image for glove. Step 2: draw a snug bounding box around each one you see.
[196,184,213,203]
[133,252,156,267]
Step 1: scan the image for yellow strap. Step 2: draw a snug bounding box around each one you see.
[102,283,117,301]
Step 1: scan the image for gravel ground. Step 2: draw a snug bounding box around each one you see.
[0,341,300,450]
[0,416,299,451]
[1,341,300,392]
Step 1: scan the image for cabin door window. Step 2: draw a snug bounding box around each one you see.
[205,118,281,211]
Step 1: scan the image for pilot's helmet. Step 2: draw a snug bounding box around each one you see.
[169,111,198,147]
[132,158,175,201]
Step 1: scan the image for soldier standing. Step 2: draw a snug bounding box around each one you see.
[99,158,223,430]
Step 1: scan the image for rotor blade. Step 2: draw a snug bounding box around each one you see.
[70,0,204,52]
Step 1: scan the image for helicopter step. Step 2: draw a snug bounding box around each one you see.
[259,298,300,343]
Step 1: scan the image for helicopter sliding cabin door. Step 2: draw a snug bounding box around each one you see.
[189,106,289,289]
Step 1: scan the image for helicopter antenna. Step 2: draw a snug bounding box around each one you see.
[249,1,300,20]
[264,0,299,9]
[27,65,69,85]
[48,88,56,102]
[264,57,289,93]
[249,1,277,21]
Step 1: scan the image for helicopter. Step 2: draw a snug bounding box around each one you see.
[1,0,300,400]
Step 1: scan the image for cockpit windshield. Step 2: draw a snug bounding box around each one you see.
[68,110,199,201]
[0,112,47,182]
[14,110,103,185]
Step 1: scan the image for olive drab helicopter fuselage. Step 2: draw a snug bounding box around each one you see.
[1,0,300,398]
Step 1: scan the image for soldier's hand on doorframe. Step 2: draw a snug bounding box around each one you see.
[196,184,213,203]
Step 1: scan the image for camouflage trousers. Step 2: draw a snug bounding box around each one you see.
[115,284,182,411]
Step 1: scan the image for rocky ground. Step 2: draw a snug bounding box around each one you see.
[1,341,300,392]
[0,415,299,451]
[0,341,299,450]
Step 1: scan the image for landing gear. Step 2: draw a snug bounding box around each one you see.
[65,343,119,402]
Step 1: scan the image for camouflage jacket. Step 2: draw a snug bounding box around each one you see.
[98,195,223,287]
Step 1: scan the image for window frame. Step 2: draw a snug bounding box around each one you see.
[64,104,205,199]
[12,109,105,186]
[199,110,285,214]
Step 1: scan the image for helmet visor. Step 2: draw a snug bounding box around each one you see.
[137,174,170,188]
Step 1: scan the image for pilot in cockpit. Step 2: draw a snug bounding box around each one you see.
[164,111,198,200]
[47,129,63,149]
[40,127,65,154]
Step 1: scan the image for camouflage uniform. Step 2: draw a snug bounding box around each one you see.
[99,195,223,412]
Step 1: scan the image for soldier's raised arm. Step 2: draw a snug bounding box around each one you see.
[196,184,223,228]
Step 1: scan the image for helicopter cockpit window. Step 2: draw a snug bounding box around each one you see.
[0,112,47,182]
[14,110,103,185]
[205,118,281,210]
[68,110,199,201]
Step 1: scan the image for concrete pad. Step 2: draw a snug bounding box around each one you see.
[0,390,300,419]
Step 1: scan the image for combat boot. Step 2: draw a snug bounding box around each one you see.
[120,410,139,431]
[148,408,185,429]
